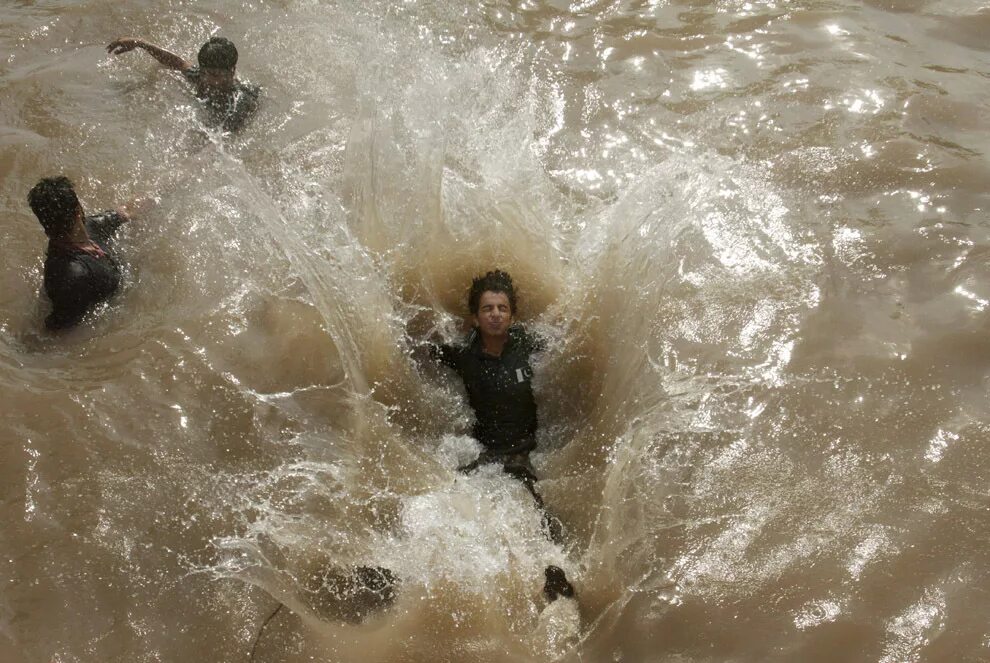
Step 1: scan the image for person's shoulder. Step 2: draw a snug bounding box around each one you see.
[86,209,125,225]
[463,328,482,352]
[45,247,85,273]
[237,80,261,97]
[85,209,127,242]
[46,253,93,286]
[221,81,260,132]
[431,330,474,367]
[509,324,546,353]
[63,258,91,280]
[233,79,260,107]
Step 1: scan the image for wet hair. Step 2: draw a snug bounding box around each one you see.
[468,269,517,315]
[197,37,238,70]
[28,176,81,238]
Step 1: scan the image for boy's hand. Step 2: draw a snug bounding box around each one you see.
[107,38,143,55]
[117,196,157,221]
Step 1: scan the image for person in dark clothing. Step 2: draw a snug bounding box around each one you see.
[433,271,544,478]
[106,35,260,133]
[29,177,132,331]
[432,270,574,600]
[434,323,544,456]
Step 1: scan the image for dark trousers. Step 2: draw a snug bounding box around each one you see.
[458,450,545,508]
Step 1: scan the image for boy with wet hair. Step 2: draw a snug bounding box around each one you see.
[106,35,260,132]
[432,269,575,601]
[438,270,541,461]
[29,177,133,331]
[467,269,518,322]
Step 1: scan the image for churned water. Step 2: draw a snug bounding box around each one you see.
[2,1,990,661]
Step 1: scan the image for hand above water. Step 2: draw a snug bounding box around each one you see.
[106,38,145,55]
[117,196,158,221]
[105,38,191,72]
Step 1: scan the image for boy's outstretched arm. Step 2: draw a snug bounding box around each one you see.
[106,38,192,72]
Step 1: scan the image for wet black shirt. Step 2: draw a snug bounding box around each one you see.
[183,68,260,132]
[43,211,125,330]
[435,325,545,454]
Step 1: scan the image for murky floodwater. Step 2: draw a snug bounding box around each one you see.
[2,1,990,661]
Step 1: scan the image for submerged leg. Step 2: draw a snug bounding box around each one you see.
[540,510,565,545]
[457,448,496,475]
[304,565,399,623]
[502,459,565,544]
[459,451,566,544]
[502,462,543,505]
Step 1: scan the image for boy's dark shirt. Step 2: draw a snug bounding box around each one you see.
[183,67,260,132]
[43,211,125,330]
[435,325,545,455]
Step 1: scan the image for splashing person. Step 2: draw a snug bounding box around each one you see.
[252,271,576,652]
[106,36,260,133]
[29,177,135,331]
[432,270,575,602]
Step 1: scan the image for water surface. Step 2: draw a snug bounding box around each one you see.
[2,1,990,661]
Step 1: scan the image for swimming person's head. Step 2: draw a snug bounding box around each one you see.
[469,270,517,340]
[198,37,238,70]
[468,269,517,316]
[196,37,238,93]
[28,176,83,239]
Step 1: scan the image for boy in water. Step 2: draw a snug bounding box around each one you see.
[258,271,574,646]
[432,270,574,601]
[29,177,133,331]
[106,36,259,133]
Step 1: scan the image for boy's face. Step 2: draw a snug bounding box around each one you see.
[472,291,513,339]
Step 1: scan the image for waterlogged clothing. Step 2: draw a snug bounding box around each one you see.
[183,68,260,132]
[43,211,125,330]
[436,328,564,544]
[435,325,545,455]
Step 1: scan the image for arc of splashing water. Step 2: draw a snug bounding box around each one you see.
[218,151,372,398]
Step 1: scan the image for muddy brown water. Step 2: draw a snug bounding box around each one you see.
[2,1,990,661]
